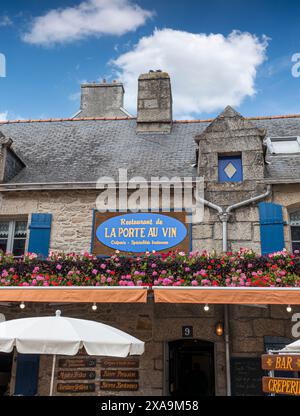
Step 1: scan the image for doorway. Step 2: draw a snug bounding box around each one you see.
[0,352,13,396]
[168,339,215,396]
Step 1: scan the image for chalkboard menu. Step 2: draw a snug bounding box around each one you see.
[231,357,264,396]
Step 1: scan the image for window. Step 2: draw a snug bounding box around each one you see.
[218,155,243,183]
[290,212,300,252]
[265,137,300,154]
[0,220,27,256]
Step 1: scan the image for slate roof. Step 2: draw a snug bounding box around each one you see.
[0,114,300,184]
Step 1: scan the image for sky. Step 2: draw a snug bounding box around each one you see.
[0,0,300,121]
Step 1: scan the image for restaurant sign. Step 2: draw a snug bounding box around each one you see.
[101,369,139,380]
[100,381,139,391]
[57,371,96,380]
[262,376,300,396]
[261,354,300,371]
[100,357,139,368]
[57,383,96,393]
[58,358,96,368]
[92,212,190,255]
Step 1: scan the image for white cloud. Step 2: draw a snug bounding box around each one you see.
[22,0,153,46]
[0,16,13,27]
[0,111,8,121]
[113,29,269,117]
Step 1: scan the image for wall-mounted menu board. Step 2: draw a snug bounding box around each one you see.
[231,357,264,396]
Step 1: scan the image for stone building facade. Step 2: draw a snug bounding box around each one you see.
[0,70,300,396]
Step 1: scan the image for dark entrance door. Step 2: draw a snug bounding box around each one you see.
[169,339,215,396]
[14,354,40,396]
[0,352,13,396]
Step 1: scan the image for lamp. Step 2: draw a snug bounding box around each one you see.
[215,321,224,336]
[20,302,25,310]
[92,302,97,311]
[204,304,210,312]
[286,305,292,313]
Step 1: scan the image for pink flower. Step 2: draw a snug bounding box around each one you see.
[191,280,198,286]
[56,264,62,270]
[100,263,106,269]
[92,269,98,275]
[36,275,44,281]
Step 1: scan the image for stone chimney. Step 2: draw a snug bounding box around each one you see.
[77,81,130,118]
[136,70,172,133]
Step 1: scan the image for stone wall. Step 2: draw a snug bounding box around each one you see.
[0,185,300,255]
[3,302,299,396]
[0,190,98,253]
[192,204,264,254]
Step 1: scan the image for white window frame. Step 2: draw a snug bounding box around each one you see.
[264,136,300,154]
[0,219,28,256]
[290,211,300,251]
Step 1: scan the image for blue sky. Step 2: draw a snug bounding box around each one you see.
[0,0,300,120]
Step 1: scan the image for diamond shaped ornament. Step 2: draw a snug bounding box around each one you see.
[224,162,237,178]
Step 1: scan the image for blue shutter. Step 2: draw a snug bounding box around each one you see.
[28,213,52,258]
[259,202,285,255]
[14,354,39,396]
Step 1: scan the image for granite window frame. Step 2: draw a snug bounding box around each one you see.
[218,153,243,183]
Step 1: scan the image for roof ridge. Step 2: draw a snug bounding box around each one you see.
[175,114,300,123]
[1,113,300,125]
[0,116,135,125]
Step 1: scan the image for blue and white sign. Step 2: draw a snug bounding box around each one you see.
[95,212,188,253]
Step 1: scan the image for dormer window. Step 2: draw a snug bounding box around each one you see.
[218,154,243,183]
[265,136,300,154]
